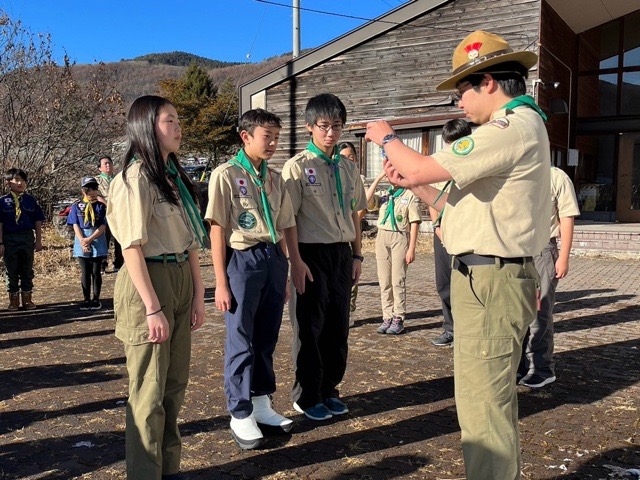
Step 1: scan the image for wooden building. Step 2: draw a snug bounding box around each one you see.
[239,0,640,222]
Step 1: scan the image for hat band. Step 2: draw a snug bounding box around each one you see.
[451,48,513,76]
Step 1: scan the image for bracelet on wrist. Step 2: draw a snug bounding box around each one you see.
[353,254,364,262]
[146,306,165,316]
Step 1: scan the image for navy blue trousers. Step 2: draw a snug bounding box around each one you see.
[224,242,288,418]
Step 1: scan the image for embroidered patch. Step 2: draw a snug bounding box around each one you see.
[396,215,404,222]
[305,168,317,185]
[238,211,257,229]
[235,177,248,187]
[488,118,510,129]
[452,137,474,156]
[239,186,248,196]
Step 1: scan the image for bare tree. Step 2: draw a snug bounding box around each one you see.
[0,12,125,214]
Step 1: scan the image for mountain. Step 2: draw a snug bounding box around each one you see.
[70,50,298,106]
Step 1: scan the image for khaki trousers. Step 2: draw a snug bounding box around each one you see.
[451,259,538,480]
[114,261,193,480]
[375,229,408,319]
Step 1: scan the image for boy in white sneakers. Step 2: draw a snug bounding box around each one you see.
[206,109,296,449]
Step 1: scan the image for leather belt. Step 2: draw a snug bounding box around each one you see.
[452,253,532,274]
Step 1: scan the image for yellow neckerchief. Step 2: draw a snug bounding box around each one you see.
[82,196,96,227]
[10,191,22,223]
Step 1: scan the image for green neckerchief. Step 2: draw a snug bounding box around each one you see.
[166,159,208,248]
[502,95,548,122]
[432,180,453,228]
[381,186,405,232]
[228,149,277,244]
[98,172,112,183]
[306,140,345,217]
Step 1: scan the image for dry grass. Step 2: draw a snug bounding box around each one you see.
[34,225,77,278]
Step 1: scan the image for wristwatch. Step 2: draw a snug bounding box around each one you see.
[353,254,364,262]
[382,133,400,146]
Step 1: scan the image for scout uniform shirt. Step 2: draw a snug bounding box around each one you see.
[205,159,295,250]
[282,148,367,244]
[369,187,422,232]
[106,161,198,256]
[549,166,580,239]
[0,193,46,233]
[432,106,551,258]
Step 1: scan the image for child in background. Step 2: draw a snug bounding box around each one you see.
[67,176,108,310]
[0,168,45,311]
[283,93,366,421]
[366,170,422,334]
[429,119,472,346]
[338,141,367,315]
[206,108,296,450]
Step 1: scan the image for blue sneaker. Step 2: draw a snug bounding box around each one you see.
[293,402,333,421]
[323,397,349,415]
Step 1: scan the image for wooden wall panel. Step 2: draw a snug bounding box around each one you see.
[264,0,542,169]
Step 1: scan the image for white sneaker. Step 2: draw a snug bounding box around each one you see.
[229,414,264,450]
[252,395,293,433]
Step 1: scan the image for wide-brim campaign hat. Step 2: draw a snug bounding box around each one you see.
[436,30,539,91]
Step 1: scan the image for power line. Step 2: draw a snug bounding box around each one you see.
[253,0,535,46]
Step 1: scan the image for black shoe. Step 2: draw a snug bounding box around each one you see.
[431,331,453,346]
[519,373,556,388]
[79,301,91,311]
[90,300,102,310]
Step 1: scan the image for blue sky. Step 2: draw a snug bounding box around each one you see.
[3,0,410,65]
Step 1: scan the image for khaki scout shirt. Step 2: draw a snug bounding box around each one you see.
[97,175,112,201]
[106,161,198,256]
[432,107,551,257]
[549,166,580,239]
[369,188,422,232]
[204,161,295,250]
[282,149,367,244]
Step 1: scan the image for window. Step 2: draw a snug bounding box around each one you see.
[365,129,422,179]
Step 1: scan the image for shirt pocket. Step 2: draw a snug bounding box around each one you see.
[154,200,182,220]
[302,182,326,197]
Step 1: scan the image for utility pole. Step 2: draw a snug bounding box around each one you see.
[293,0,300,58]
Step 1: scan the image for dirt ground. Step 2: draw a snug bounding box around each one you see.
[0,244,639,479]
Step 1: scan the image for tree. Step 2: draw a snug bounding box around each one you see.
[159,63,239,168]
[0,11,125,214]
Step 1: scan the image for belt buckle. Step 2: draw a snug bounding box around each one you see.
[175,252,187,262]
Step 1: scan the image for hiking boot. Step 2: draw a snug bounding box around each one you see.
[293,402,333,421]
[431,331,454,346]
[229,414,264,450]
[21,291,37,310]
[377,318,393,334]
[8,292,20,311]
[386,316,405,335]
[252,395,293,433]
[519,373,556,389]
[323,398,349,416]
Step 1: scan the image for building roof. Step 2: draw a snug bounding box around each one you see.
[239,0,452,113]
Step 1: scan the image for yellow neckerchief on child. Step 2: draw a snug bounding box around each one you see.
[83,196,96,227]
[10,191,22,223]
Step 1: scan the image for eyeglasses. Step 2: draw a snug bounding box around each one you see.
[451,81,476,102]
[315,123,343,133]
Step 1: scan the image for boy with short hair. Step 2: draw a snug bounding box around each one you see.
[0,168,45,310]
[205,108,296,450]
[283,93,367,421]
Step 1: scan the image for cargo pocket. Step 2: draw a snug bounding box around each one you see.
[505,276,537,329]
[457,336,514,402]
